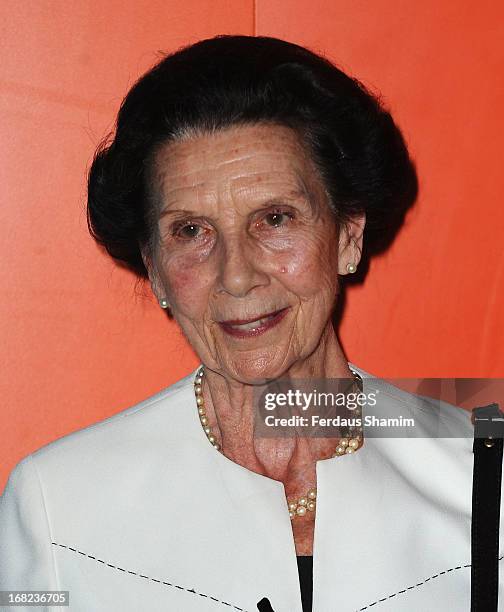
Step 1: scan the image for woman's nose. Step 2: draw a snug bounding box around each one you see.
[217,237,269,297]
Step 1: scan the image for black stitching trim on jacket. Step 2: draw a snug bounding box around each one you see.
[358,555,504,610]
[51,542,248,611]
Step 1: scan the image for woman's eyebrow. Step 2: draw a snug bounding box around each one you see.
[253,195,311,211]
[257,189,318,215]
[243,181,313,208]
[156,185,316,220]
[157,207,198,220]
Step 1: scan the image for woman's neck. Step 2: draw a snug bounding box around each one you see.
[199,323,355,494]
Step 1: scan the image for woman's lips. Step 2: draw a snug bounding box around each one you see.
[218,307,290,338]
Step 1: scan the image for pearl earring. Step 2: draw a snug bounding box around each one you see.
[346,263,357,273]
[159,298,170,309]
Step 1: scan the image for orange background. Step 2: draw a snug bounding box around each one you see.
[1,1,503,490]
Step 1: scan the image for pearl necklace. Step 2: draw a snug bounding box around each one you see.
[193,366,364,520]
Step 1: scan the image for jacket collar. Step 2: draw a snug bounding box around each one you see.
[169,362,473,611]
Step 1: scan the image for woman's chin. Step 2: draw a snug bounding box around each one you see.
[224,355,291,385]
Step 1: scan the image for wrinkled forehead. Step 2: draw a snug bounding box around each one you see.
[149,123,327,210]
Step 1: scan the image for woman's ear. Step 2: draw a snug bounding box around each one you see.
[337,213,366,275]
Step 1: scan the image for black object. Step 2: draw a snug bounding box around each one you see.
[471,403,504,611]
[257,555,313,612]
[296,555,313,612]
[257,556,313,612]
[257,597,275,611]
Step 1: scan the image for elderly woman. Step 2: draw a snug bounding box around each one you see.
[0,35,500,612]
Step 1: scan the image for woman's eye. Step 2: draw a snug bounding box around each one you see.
[262,211,294,228]
[174,223,204,239]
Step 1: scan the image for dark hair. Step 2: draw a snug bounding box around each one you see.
[87,34,418,279]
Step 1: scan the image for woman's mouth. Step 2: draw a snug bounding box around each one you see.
[218,307,290,338]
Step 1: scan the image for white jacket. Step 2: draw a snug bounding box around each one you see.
[0,362,502,611]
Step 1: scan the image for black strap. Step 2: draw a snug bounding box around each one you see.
[471,403,504,611]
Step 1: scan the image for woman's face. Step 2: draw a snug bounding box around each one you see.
[144,123,363,383]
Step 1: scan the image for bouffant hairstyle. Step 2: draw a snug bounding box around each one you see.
[87,34,418,279]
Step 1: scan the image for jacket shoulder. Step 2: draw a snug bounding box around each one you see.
[26,368,197,470]
[349,362,474,439]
